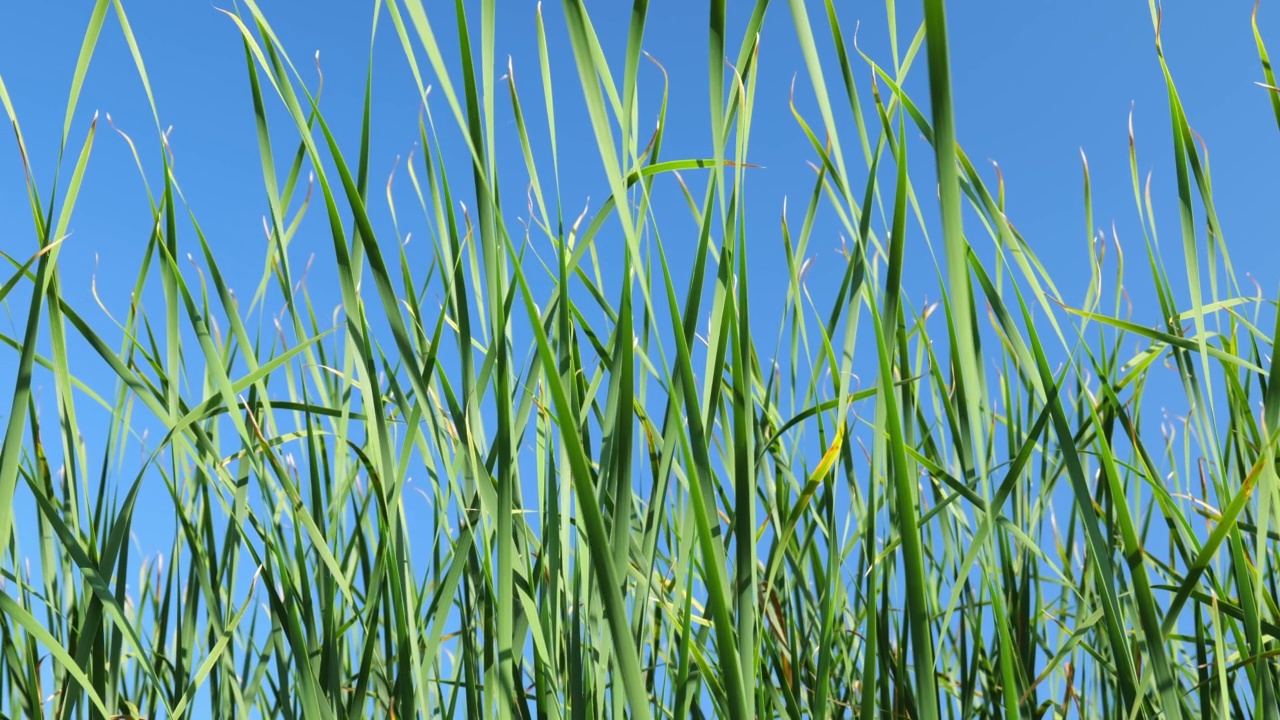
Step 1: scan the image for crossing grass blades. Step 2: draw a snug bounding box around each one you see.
[1,0,1279,717]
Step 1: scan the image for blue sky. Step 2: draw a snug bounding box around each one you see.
[1,0,1279,712]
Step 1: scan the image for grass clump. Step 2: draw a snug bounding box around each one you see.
[1,0,1279,718]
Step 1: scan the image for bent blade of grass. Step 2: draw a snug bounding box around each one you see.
[0,591,115,719]
[0,106,98,562]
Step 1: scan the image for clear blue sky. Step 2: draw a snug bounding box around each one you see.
[2,0,1278,661]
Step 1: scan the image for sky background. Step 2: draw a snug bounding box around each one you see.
[1,0,1278,704]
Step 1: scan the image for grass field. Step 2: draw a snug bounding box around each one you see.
[1,0,1279,718]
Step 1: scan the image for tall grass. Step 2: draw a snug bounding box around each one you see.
[1,0,1279,717]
